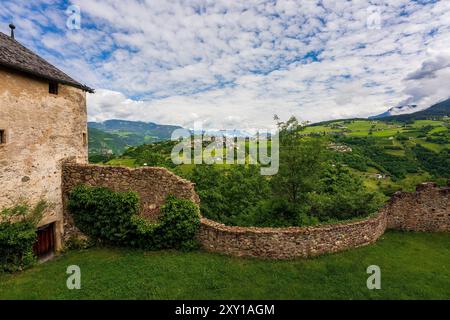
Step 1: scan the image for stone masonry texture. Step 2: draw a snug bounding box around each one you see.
[0,67,88,251]
[386,182,449,232]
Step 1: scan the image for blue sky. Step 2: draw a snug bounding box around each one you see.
[1,0,450,129]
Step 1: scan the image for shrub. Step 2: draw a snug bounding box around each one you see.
[152,195,201,250]
[307,190,383,221]
[68,185,140,246]
[68,185,200,250]
[240,198,319,227]
[0,201,47,272]
[64,235,94,251]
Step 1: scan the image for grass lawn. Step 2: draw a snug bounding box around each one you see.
[1,231,449,300]
[412,120,445,127]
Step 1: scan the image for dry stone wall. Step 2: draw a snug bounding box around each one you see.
[198,211,388,259]
[62,163,199,241]
[386,182,449,232]
[197,182,449,259]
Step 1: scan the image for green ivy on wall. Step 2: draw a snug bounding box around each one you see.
[68,185,200,251]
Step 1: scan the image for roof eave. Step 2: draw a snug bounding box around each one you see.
[0,62,94,93]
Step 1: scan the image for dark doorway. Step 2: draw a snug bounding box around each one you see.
[33,223,55,259]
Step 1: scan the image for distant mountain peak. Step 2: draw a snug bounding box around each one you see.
[368,97,450,121]
[369,104,421,119]
[388,104,418,115]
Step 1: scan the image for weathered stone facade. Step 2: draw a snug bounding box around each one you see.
[197,182,449,259]
[0,67,88,250]
[61,163,200,241]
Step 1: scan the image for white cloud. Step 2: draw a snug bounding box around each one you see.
[1,0,450,128]
[400,51,450,107]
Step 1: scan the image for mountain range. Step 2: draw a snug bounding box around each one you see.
[88,98,449,157]
[88,119,182,137]
[369,97,450,120]
[88,119,182,156]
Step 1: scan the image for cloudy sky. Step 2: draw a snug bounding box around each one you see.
[1,0,450,130]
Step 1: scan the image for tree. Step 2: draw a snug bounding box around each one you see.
[271,116,326,205]
[189,165,270,225]
[307,164,385,220]
[135,149,171,168]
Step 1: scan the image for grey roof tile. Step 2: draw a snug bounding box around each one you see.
[0,32,93,92]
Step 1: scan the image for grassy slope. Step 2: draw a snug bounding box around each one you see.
[304,119,448,143]
[303,119,449,190]
[1,231,449,300]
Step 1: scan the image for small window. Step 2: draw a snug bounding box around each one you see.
[49,82,58,95]
[82,132,87,146]
[0,130,6,144]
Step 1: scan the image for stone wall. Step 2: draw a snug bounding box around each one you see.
[197,182,449,259]
[0,67,88,250]
[61,162,448,259]
[62,163,199,240]
[386,182,449,232]
[198,211,388,259]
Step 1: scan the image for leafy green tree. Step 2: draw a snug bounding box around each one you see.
[308,164,385,220]
[189,117,384,227]
[270,116,326,205]
[188,165,227,222]
[136,150,167,167]
[189,165,270,225]
[413,145,450,178]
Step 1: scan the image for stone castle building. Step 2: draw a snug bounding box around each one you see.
[0,27,93,255]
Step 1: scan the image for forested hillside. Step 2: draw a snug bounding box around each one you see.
[88,120,183,160]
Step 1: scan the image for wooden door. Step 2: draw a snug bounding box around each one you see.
[33,223,55,258]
